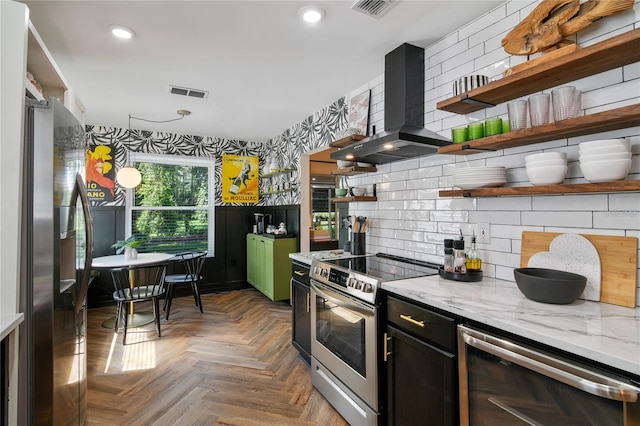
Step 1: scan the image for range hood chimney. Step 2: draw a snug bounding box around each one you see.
[331,43,451,164]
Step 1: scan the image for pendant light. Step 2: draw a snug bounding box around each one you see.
[116,110,191,189]
[116,114,142,188]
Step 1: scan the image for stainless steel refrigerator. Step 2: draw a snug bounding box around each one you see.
[19,97,94,425]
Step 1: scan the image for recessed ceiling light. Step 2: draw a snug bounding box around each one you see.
[109,25,135,40]
[299,6,325,23]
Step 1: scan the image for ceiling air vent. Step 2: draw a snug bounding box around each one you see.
[168,85,209,99]
[351,0,399,18]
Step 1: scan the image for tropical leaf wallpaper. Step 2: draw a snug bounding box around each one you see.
[86,96,349,207]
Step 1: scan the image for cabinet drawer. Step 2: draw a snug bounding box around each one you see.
[386,296,456,352]
[291,261,310,286]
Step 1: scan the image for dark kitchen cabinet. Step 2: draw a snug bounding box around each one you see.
[291,260,311,363]
[384,295,457,426]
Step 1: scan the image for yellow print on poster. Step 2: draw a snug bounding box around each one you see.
[221,154,259,204]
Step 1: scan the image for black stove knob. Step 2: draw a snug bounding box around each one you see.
[362,283,373,293]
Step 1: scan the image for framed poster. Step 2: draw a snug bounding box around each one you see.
[348,90,371,135]
[222,154,259,204]
[86,144,116,202]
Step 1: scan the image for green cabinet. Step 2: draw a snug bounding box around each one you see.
[246,234,297,301]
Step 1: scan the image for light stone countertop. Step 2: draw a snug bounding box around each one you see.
[289,251,371,265]
[383,275,640,377]
[1,313,24,341]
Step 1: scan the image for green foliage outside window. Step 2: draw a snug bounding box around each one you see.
[132,161,210,253]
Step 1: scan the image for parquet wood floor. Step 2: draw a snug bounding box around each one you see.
[86,288,348,426]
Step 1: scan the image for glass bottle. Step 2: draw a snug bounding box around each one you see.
[453,239,466,273]
[466,234,482,272]
[444,239,454,272]
[229,173,243,195]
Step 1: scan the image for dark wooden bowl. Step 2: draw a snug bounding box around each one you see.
[514,268,587,304]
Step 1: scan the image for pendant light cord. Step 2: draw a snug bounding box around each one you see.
[129,110,189,124]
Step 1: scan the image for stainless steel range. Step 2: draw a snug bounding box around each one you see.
[309,253,440,426]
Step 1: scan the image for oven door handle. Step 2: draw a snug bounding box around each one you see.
[459,325,640,403]
[311,281,374,318]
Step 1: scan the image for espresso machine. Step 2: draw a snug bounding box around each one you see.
[254,213,265,234]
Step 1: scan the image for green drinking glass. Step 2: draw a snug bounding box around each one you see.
[485,117,502,136]
[468,122,484,140]
[452,126,468,143]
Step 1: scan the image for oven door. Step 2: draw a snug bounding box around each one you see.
[458,325,640,426]
[310,280,378,411]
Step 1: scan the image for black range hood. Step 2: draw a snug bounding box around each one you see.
[331,43,451,165]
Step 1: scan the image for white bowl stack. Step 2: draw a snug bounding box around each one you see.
[452,166,506,189]
[525,152,568,185]
[579,139,632,183]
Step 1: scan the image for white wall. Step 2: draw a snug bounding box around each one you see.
[346,0,640,305]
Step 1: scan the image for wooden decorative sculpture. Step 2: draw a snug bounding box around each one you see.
[502,0,634,56]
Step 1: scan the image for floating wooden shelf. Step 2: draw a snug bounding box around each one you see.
[437,104,640,155]
[439,180,640,198]
[260,188,295,196]
[260,168,296,179]
[436,28,640,114]
[330,165,377,176]
[329,134,366,148]
[330,196,377,203]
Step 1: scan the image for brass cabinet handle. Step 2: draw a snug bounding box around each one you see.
[306,293,311,313]
[383,332,392,362]
[400,314,425,328]
[294,270,305,277]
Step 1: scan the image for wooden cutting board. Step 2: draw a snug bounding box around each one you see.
[520,231,638,307]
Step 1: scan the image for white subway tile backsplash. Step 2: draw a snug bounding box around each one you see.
[470,210,521,225]
[404,199,437,211]
[429,39,470,69]
[471,16,518,52]
[624,63,640,81]
[390,157,420,171]
[532,194,609,211]
[609,193,640,211]
[398,210,431,221]
[407,177,440,190]
[430,210,470,222]
[458,4,507,40]
[442,44,486,74]
[522,211,593,228]
[404,241,438,256]
[594,211,640,230]
[394,229,426,242]
[381,170,410,182]
[478,197,531,211]
[424,31,460,58]
[436,198,478,211]
[406,220,438,232]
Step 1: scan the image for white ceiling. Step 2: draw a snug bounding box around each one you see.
[22,0,503,142]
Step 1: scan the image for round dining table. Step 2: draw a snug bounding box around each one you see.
[92,252,176,328]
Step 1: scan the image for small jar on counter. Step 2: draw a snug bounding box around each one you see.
[444,239,454,272]
[453,239,466,273]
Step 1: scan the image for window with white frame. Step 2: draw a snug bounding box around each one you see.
[126,153,214,255]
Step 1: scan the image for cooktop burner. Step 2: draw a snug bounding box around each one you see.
[322,254,439,282]
[310,253,440,304]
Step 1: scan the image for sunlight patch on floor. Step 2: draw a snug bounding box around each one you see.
[103,329,157,373]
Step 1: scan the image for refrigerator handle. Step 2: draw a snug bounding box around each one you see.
[73,173,94,313]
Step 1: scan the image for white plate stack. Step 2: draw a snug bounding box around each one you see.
[579,138,632,183]
[453,166,506,189]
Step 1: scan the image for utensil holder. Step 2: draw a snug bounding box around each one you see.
[352,233,366,255]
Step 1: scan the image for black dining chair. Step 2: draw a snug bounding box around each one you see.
[164,251,207,320]
[110,263,168,345]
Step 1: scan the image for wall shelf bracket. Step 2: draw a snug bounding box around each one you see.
[460,95,495,108]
